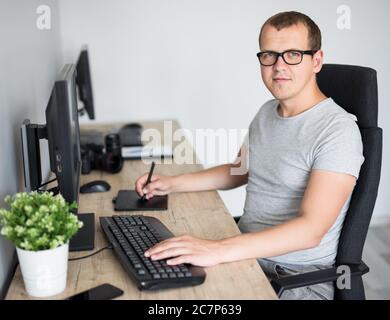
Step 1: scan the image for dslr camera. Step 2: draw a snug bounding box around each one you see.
[81,133,123,174]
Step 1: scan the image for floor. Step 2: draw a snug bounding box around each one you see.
[363,223,390,300]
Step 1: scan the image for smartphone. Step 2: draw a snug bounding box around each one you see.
[65,283,124,300]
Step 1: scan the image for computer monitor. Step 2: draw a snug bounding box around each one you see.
[20,64,95,251]
[76,47,95,119]
[45,64,81,204]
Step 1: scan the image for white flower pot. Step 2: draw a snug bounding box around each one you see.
[16,243,69,298]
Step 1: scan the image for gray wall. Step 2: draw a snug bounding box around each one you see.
[0,0,62,298]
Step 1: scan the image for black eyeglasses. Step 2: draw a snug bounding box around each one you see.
[257,50,318,66]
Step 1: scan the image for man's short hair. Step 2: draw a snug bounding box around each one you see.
[259,11,322,51]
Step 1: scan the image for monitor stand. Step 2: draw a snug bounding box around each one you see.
[69,212,95,252]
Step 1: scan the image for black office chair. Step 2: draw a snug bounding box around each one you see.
[235,64,383,300]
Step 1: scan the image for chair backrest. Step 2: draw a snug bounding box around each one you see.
[317,64,382,265]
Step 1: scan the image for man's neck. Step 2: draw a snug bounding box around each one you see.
[277,86,328,118]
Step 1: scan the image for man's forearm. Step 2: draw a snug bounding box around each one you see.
[172,164,248,193]
[217,217,322,264]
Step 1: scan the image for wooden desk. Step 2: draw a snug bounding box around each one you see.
[6,120,277,300]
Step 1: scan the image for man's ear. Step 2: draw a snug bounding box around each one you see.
[313,50,324,74]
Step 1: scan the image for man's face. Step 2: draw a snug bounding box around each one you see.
[260,23,323,101]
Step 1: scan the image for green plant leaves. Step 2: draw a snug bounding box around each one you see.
[0,192,83,251]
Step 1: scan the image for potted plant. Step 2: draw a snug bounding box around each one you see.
[0,191,83,298]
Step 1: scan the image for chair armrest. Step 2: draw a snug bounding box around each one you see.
[270,261,369,296]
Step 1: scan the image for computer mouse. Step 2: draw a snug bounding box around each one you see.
[80,180,111,193]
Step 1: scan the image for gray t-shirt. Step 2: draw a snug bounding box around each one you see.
[238,98,364,265]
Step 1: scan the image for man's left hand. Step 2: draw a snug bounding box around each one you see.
[144,235,224,267]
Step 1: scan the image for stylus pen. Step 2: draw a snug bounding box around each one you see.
[141,161,155,201]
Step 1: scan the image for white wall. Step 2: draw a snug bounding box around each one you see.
[0,0,62,297]
[58,0,390,223]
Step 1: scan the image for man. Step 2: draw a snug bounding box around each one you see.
[135,11,364,300]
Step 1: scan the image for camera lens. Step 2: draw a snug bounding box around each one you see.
[103,133,123,173]
[105,133,121,155]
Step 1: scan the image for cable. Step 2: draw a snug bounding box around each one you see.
[38,177,57,188]
[78,107,86,115]
[12,261,19,276]
[33,177,58,192]
[68,244,113,261]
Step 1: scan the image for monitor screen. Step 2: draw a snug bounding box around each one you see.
[76,48,95,119]
[46,64,81,205]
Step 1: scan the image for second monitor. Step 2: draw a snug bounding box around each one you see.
[76,47,95,120]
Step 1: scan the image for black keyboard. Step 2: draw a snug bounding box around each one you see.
[100,215,206,290]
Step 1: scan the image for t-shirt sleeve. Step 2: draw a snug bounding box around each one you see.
[231,130,249,175]
[312,119,365,179]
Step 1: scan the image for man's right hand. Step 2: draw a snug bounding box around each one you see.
[135,174,177,200]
